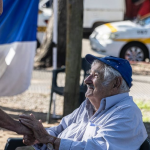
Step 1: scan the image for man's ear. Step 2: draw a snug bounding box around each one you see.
[113,77,122,89]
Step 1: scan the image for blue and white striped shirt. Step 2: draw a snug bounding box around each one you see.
[34,93,147,150]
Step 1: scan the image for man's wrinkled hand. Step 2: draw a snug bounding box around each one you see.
[19,114,51,144]
[23,135,39,146]
[16,121,33,135]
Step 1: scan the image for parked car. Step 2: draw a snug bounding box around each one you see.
[37,0,52,47]
[90,18,150,61]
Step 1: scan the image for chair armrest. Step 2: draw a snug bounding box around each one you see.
[140,138,150,150]
[4,138,25,150]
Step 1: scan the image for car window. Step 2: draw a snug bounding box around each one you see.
[42,1,50,8]
[143,17,150,25]
[40,0,53,9]
[135,17,150,26]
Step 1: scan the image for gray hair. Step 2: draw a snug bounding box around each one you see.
[92,59,130,93]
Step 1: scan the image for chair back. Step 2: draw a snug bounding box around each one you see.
[140,138,150,150]
[52,67,65,95]
[79,58,91,104]
[81,58,90,84]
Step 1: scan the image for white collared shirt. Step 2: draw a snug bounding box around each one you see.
[34,93,147,150]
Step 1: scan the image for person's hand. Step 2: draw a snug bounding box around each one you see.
[23,135,34,145]
[19,114,56,144]
[23,135,39,146]
[16,120,33,135]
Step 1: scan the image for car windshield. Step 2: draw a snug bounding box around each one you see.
[141,17,150,25]
[43,1,51,8]
[134,17,150,26]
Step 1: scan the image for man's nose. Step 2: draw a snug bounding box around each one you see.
[84,75,92,84]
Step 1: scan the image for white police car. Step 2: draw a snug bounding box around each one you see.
[90,18,150,61]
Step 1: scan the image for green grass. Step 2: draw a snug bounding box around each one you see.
[135,100,150,110]
[134,99,150,122]
[142,116,150,122]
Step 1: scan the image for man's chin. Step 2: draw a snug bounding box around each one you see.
[85,91,93,98]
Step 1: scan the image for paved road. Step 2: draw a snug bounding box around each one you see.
[27,39,150,100]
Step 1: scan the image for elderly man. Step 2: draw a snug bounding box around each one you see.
[20,54,147,150]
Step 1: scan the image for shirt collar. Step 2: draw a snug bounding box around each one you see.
[103,92,129,110]
[85,93,129,116]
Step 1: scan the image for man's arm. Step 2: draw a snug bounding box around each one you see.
[20,107,147,150]
[19,107,81,148]
[0,108,32,135]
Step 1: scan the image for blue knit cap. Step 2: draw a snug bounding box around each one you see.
[85,54,132,88]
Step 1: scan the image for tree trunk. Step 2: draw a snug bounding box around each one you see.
[63,0,83,116]
[35,0,67,68]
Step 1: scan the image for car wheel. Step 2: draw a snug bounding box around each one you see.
[120,43,147,61]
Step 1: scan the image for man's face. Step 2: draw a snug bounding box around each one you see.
[84,63,112,108]
[0,0,3,15]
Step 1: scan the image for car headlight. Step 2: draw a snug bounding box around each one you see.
[101,33,111,40]
[96,33,111,40]
[96,33,118,40]
[90,31,98,38]
[109,33,118,40]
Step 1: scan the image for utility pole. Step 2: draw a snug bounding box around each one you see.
[64,0,83,116]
